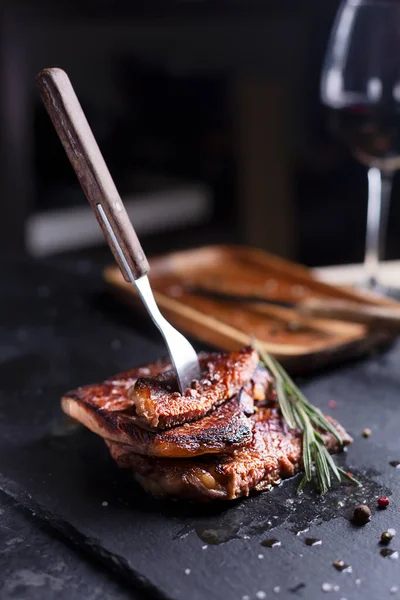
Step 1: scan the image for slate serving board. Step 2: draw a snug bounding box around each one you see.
[1,259,400,600]
[0,490,134,600]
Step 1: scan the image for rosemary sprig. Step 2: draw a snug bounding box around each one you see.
[255,342,360,494]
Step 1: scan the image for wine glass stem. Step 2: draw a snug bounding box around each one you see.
[364,167,392,288]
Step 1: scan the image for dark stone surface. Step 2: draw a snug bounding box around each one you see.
[1,257,400,599]
[0,491,136,600]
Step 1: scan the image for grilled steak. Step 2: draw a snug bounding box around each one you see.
[62,360,271,458]
[61,346,352,502]
[130,346,260,429]
[106,409,351,502]
[63,392,253,458]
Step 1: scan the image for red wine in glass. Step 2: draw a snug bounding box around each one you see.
[321,0,400,292]
[328,103,400,171]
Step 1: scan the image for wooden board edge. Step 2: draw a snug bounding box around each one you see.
[148,245,400,307]
[104,265,394,366]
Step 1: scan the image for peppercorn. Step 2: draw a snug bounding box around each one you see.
[352,504,371,525]
[380,531,393,544]
[377,496,390,509]
[362,428,372,438]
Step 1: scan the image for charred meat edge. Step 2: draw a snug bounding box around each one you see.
[62,365,272,458]
[106,411,352,502]
[129,347,260,429]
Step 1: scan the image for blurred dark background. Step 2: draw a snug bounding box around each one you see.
[2,0,400,267]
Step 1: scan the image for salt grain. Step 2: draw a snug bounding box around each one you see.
[355,579,362,585]
[202,545,208,550]
[333,585,340,592]
[390,586,399,594]
[273,586,281,594]
[184,569,191,575]
[258,554,264,559]
[101,501,108,507]
[256,592,266,600]
[322,583,333,592]
[242,596,250,600]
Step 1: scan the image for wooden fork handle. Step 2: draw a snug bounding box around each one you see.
[299,297,400,330]
[36,68,149,281]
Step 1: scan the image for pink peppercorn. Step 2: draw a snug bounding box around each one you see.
[377,496,390,509]
[328,400,337,409]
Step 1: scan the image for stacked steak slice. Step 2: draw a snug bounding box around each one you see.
[62,347,351,502]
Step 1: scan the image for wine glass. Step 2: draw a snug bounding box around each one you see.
[321,0,400,292]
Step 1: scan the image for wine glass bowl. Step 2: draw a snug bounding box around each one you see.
[321,0,400,292]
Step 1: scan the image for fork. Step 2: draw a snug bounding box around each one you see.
[36,68,201,393]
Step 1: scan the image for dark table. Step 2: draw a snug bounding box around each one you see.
[1,255,400,600]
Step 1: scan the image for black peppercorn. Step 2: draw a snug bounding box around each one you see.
[352,504,371,525]
[380,531,393,544]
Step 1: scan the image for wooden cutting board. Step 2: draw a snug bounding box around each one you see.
[104,245,398,372]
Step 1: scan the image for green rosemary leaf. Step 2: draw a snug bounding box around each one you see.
[337,467,361,487]
[297,473,308,494]
[275,377,296,429]
[255,341,353,495]
[315,448,329,494]
[316,441,331,490]
[313,430,325,444]
[302,423,312,481]
[278,388,297,430]
[274,360,311,405]
[304,405,343,445]
[292,403,304,431]
[321,445,341,482]
[256,345,296,429]
[272,356,343,446]
[275,362,342,438]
